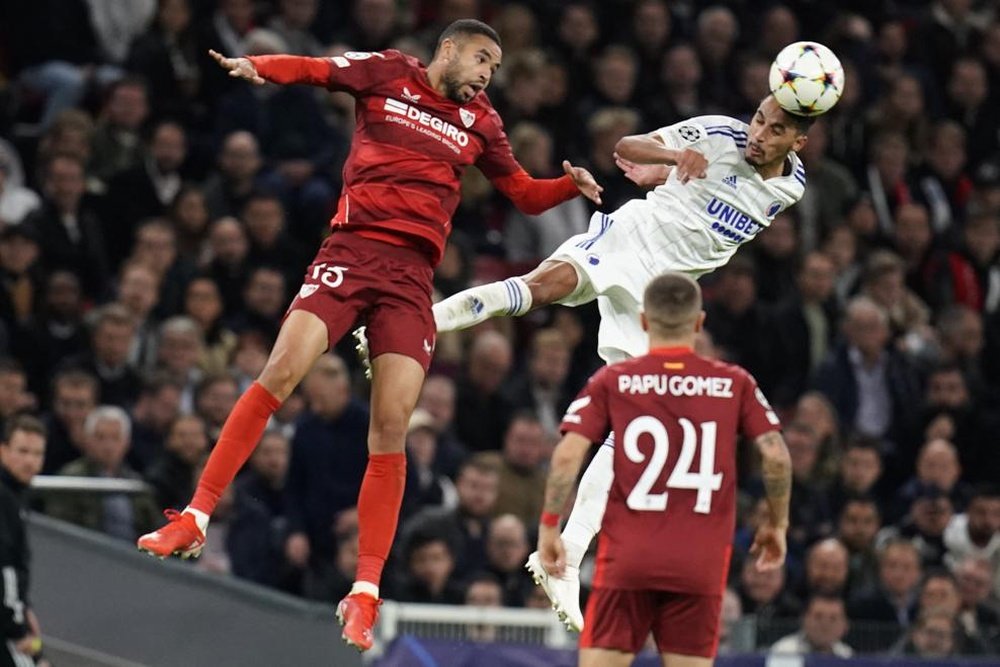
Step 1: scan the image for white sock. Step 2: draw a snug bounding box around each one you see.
[183,507,210,534]
[433,277,533,332]
[350,581,380,599]
[560,434,615,569]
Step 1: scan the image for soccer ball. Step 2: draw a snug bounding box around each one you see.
[768,41,844,117]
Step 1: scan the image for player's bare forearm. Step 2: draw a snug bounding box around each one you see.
[614,134,681,166]
[756,430,791,528]
[543,433,592,515]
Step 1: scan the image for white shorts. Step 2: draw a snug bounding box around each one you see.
[548,212,660,364]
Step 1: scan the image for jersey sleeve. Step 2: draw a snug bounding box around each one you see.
[475,113,521,179]
[560,367,613,443]
[326,49,406,94]
[654,115,747,156]
[738,369,782,441]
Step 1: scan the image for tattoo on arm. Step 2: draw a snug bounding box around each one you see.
[756,430,791,526]
[542,433,592,516]
[543,469,577,516]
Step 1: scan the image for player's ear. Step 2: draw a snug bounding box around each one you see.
[694,311,706,333]
[793,133,808,153]
[640,312,649,333]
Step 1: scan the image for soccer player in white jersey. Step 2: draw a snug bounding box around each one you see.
[432,95,811,631]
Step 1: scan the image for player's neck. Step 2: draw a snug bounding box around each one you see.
[751,154,791,180]
[425,62,447,98]
[648,336,695,353]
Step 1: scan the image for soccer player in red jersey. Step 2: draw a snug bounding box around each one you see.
[136,20,601,651]
[537,272,792,667]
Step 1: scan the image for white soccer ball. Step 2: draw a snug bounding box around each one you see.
[768,41,844,117]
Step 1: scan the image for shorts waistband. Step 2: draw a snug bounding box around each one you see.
[331,230,432,266]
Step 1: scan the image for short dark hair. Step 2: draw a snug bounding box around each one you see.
[0,358,24,377]
[805,593,845,613]
[782,108,816,135]
[3,414,47,443]
[406,531,453,562]
[643,272,702,338]
[969,483,1000,504]
[436,19,501,53]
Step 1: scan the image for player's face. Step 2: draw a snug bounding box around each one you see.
[441,35,502,104]
[745,96,808,169]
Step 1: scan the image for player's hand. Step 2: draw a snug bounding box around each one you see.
[563,160,603,206]
[673,148,708,184]
[209,49,265,85]
[750,523,787,572]
[538,524,567,577]
[614,152,671,187]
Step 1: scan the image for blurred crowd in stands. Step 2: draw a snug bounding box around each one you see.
[0,0,999,657]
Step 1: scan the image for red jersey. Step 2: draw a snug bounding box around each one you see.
[561,347,780,595]
[248,50,578,265]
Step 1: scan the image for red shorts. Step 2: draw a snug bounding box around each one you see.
[286,232,436,370]
[580,588,722,658]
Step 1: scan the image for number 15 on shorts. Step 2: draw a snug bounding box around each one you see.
[301,263,349,297]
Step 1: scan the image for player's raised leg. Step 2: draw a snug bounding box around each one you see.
[137,310,329,557]
[527,433,614,631]
[433,259,580,331]
[337,351,424,651]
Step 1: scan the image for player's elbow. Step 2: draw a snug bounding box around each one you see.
[614,136,638,159]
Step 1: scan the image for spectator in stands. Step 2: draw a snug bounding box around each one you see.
[228,430,293,591]
[115,261,161,371]
[934,308,988,396]
[146,414,209,511]
[405,408,457,513]
[492,413,547,528]
[169,186,210,265]
[183,277,238,376]
[504,329,575,437]
[0,155,41,227]
[882,483,955,568]
[860,251,932,346]
[0,415,48,666]
[794,119,858,252]
[737,558,801,623]
[582,107,641,212]
[837,497,882,598]
[0,222,44,332]
[954,557,1000,648]
[771,252,839,408]
[771,594,853,657]
[268,0,323,57]
[893,439,971,521]
[645,43,705,129]
[793,391,842,485]
[193,373,239,443]
[464,572,506,641]
[393,532,464,604]
[916,121,972,234]
[130,219,194,318]
[284,354,368,571]
[717,587,744,655]
[104,121,188,264]
[814,296,922,463]
[416,374,467,478]
[943,485,1000,593]
[948,213,1000,313]
[781,421,833,560]
[402,454,499,580]
[798,538,850,601]
[41,369,98,474]
[891,606,960,658]
[0,360,34,436]
[89,77,150,186]
[694,5,740,110]
[227,266,286,344]
[26,154,109,300]
[203,217,250,316]
[127,374,183,474]
[125,0,202,123]
[944,57,997,168]
[240,192,308,291]
[455,332,514,453]
[493,50,548,128]
[918,569,992,654]
[62,303,141,408]
[46,405,157,541]
[30,271,89,391]
[829,437,885,516]
[849,539,922,641]
[155,316,205,411]
[203,131,264,221]
[484,514,533,607]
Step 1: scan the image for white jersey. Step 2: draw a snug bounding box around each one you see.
[616,115,805,276]
[549,115,806,362]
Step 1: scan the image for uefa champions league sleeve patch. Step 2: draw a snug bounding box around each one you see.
[675,124,705,144]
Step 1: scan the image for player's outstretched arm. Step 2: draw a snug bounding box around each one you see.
[210,49,335,87]
[614,152,671,188]
[615,133,707,184]
[750,430,791,571]
[538,432,593,577]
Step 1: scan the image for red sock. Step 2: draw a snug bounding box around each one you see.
[190,382,281,514]
[355,452,406,588]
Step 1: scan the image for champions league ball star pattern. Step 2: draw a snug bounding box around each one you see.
[768,41,845,117]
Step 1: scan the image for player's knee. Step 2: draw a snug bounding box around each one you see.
[258,356,299,401]
[522,262,578,305]
[368,411,408,453]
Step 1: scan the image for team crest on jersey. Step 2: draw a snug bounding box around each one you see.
[459,108,476,128]
[298,284,319,299]
[402,86,421,102]
[766,200,783,219]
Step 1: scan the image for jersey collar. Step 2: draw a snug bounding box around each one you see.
[648,346,693,356]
